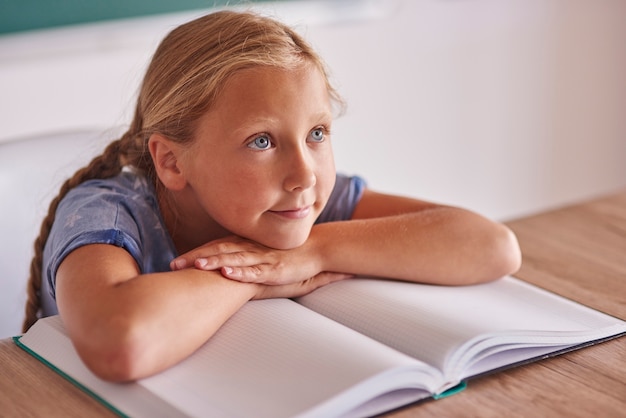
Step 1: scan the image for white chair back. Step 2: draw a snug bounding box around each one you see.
[0,129,118,337]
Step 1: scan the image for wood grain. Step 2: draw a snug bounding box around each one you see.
[0,338,114,417]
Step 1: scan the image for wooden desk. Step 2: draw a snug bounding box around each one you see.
[2,192,625,417]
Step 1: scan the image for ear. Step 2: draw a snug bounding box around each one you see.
[148,134,187,191]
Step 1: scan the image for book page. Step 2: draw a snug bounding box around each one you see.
[296,276,626,378]
[139,298,440,418]
[18,301,444,418]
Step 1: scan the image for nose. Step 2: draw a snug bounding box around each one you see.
[283,147,316,192]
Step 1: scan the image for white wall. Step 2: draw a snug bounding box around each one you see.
[316,0,626,219]
[1,0,625,338]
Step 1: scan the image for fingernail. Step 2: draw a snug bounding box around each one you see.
[223,266,233,275]
[196,258,209,269]
[171,259,186,270]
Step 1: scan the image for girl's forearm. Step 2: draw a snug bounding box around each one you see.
[99,270,257,380]
[56,245,258,382]
[310,207,521,285]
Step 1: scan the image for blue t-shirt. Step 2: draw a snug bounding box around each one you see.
[40,170,366,316]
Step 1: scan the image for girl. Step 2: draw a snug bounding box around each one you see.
[23,10,521,382]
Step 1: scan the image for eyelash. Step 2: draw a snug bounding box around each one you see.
[246,126,330,150]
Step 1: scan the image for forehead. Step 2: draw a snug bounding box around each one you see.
[222,64,328,103]
[203,64,331,125]
[191,64,332,143]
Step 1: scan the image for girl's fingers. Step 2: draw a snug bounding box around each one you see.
[170,239,276,272]
[220,265,266,283]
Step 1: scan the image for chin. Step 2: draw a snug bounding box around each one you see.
[259,233,309,250]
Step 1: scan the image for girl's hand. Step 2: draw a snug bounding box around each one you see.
[170,235,323,285]
[252,272,353,300]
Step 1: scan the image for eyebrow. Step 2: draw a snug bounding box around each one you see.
[234,111,333,135]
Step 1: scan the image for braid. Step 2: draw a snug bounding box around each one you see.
[22,135,133,332]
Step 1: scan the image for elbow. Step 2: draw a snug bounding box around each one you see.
[497,225,523,276]
[83,346,144,383]
[73,316,154,382]
[479,225,522,283]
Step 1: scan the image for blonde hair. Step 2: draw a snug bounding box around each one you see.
[23,10,343,332]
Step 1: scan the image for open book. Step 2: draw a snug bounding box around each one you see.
[15,276,626,418]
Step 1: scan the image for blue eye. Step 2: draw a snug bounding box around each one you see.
[248,135,272,150]
[309,128,325,142]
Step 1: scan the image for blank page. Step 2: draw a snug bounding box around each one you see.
[297,276,626,371]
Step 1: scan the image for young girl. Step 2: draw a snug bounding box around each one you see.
[23,10,521,382]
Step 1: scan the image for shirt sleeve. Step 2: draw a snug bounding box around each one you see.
[40,174,176,317]
[316,174,367,224]
[43,181,144,298]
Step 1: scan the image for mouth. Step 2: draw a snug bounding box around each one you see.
[268,206,312,220]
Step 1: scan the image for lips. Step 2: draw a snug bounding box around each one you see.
[269,206,312,219]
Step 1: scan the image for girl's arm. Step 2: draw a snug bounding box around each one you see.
[172,190,521,285]
[310,189,521,285]
[55,244,345,382]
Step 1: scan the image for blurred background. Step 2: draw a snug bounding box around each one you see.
[1,0,625,337]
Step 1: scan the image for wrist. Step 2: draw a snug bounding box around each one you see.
[307,224,330,273]
[210,272,260,300]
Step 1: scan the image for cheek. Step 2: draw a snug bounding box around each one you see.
[213,168,271,209]
[188,158,257,215]
[317,152,337,201]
